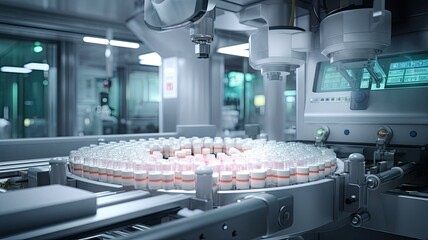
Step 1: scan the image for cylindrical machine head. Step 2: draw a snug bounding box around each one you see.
[249,27,311,75]
[194,43,210,59]
[349,153,365,163]
[320,7,391,63]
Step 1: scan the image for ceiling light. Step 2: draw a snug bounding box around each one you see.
[217,43,249,58]
[83,36,140,49]
[24,63,49,71]
[83,36,109,45]
[138,52,162,66]
[110,40,140,49]
[1,66,32,74]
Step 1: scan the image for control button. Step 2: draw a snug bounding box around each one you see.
[410,131,417,138]
[326,98,330,101]
[337,97,341,101]
[316,128,326,137]
[331,97,335,101]
[354,91,366,103]
[321,98,324,101]
[377,129,388,138]
[344,129,350,135]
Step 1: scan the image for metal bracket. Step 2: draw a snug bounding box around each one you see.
[365,60,383,88]
[344,183,364,213]
[245,193,294,233]
[373,126,395,170]
[191,198,212,211]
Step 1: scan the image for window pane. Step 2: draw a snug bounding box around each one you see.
[75,42,123,136]
[127,69,159,133]
[0,38,57,139]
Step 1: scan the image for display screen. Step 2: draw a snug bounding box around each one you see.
[317,64,351,91]
[314,63,378,92]
[387,59,428,86]
[314,52,428,92]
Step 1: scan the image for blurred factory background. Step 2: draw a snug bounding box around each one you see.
[0,0,297,140]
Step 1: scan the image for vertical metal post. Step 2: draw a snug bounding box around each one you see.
[264,73,285,141]
[348,153,366,185]
[194,166,213,210]
[243,58,248,129]
[58,41,76,136]
[47,44,58,137]
[210,54,224,135]
[118,67,127,134]
[49,157,67,185]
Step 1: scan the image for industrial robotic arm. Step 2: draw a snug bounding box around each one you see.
[143,0,217,58]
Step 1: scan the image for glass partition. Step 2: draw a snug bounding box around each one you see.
[0,36,160,139]
[223,70,264,132]
[222,56,296,139]
[74,42,160,136]
[0,37,57,139]
[127,67,160,133]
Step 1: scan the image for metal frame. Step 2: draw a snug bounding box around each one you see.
[155,178,336,238]
[363,175,428,239]
[58,41,77,137]
[3,193,191,240]
[0,4,137,42]
[125,193,293,240]
[217,178,336,237]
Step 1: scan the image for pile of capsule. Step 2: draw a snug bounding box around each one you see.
[69,137,337,191]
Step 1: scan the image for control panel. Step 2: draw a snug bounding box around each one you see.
[297,48,428,146]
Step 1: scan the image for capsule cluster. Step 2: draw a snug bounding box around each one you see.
[69,137,337,191]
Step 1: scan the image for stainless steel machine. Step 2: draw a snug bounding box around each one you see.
[1,0,428,240]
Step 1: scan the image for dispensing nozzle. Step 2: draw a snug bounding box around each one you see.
[190,8,215,59]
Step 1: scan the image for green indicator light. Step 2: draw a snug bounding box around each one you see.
[33,41,43,53]
[316,128,325,137]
